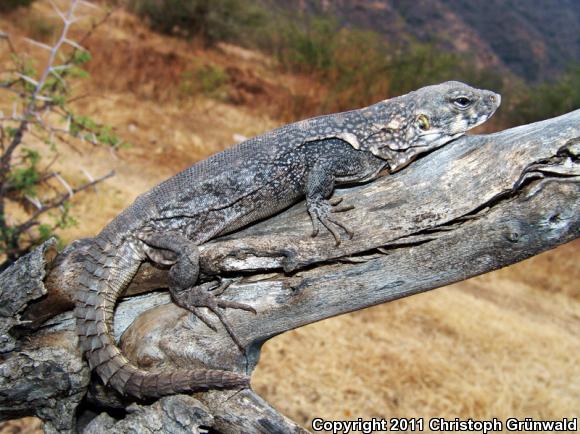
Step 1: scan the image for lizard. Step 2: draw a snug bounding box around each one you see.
[74,81,500,399]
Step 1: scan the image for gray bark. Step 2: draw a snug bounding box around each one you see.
[0,110,578,433]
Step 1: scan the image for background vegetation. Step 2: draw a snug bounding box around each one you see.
[0,0,36,13]
[12,0,576,125]
[127,0,579,124]
[126,0,265,46]
[0,1,123,268]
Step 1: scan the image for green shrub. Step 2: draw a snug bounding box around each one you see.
[271,16,339,73]
[17,15,57,42]
[255,15,391,110]
[259,15,508,112]
[387,42,464,94]
[127,0,265,46]
[511,64,580,124]
[126,0,576,126]
[0,0,35,12]
[180,63,230,100]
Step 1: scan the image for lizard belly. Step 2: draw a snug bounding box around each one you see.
[209,185,304,239]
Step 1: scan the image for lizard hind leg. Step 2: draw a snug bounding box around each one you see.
[137,231,199,286]
[137,231,255,353]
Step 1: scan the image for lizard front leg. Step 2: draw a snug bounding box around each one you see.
[137,231,255,351]
[303,139,387,245]
[305,161,355,246]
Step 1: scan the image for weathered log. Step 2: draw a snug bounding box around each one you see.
[0,110,578,433]
[0,240,89,434]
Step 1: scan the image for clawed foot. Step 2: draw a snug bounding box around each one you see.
[174,279,256,353]
[307,196,354,246]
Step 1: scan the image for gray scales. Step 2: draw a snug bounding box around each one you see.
[74,81,500,399]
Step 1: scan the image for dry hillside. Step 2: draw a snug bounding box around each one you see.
[0,2,578,433]
[270,0,580,82]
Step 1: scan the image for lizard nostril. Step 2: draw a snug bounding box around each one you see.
[488,94,496,104]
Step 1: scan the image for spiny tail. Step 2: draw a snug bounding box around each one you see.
[74,239,249,399]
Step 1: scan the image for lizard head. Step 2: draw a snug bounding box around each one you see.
[363,81,501,172]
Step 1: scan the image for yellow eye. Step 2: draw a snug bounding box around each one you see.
[417,114,430,131]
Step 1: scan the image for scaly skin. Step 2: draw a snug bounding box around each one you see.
[75,81,500,398]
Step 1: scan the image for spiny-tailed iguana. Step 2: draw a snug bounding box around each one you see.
[75,81,500,399]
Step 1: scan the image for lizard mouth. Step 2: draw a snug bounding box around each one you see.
[409,129,466,152]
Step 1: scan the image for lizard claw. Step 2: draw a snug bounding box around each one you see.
[209,277,242,296]
[310,219,320,238]
[173,279,256,354]
[328,197,354,213]
[307,197,354,245]
[216,299,257,314]
[187,308,218,332]
[328,196,355,213]
[331,204,355,213]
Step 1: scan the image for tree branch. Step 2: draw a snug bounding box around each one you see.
[0,0,80,168]
[0,111,578,432]
[12,170,114,238]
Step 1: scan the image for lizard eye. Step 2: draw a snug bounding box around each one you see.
[453,96,472,109]
[416,114,430,131]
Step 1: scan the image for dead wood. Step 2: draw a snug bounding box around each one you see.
[1,110,578,433]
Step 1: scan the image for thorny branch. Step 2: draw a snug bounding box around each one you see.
[12,170,114,238]
[0,0,119,267]
[1,0,79,166]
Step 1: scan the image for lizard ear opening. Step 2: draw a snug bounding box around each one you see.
[416,114,430,131]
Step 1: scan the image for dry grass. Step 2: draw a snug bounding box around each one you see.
[0,418,42,434]
[254,242,580,427]
[0,3,578,433]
